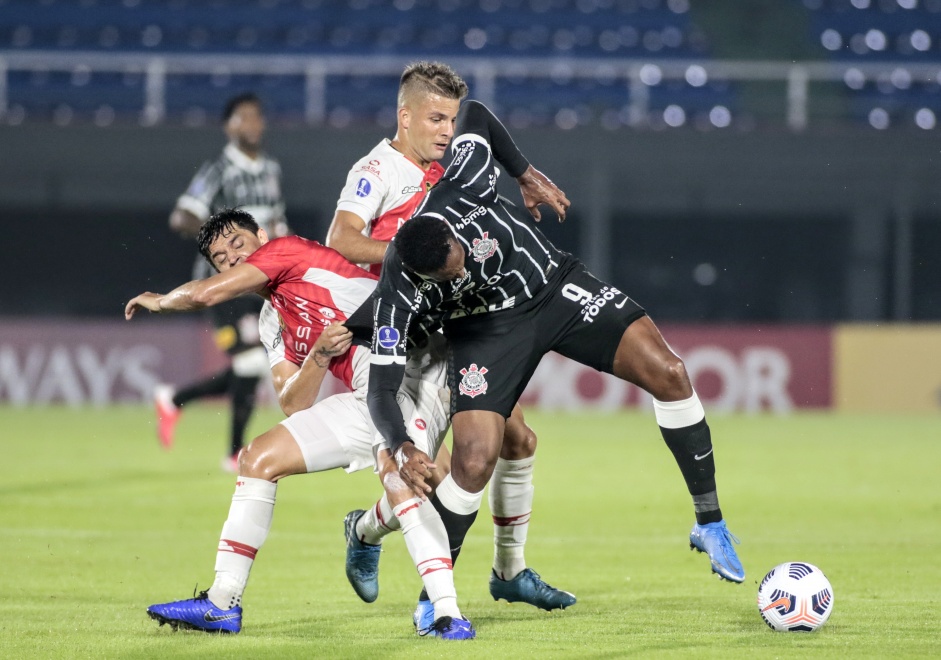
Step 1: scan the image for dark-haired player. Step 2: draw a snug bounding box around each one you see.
[126,210,473,640]
[366,100,745,597]
[326,61,574,633]
[156,93,288,472]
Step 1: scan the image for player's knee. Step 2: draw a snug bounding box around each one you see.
[237,440,277,481]
[501,423,537,460]
[453,451,498,491]
[657,357,692,400]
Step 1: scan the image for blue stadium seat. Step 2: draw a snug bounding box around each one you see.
[0,0,719,126]
[799,0,941,127]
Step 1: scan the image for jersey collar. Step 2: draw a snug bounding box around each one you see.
[224,143,265,174]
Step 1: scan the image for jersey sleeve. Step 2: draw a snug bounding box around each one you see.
[366,246,436,452]
[269,159,289,232]
[244,236,302,287]
[335,153,390,231]
[442,100,531,200]
[258,300,287,369]
[176,160,224,221]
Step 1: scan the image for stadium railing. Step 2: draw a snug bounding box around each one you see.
[1,51,940,130]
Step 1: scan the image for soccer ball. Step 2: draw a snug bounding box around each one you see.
[757,562,834,632]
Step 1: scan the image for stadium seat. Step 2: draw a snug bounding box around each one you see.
[0,0,721,126]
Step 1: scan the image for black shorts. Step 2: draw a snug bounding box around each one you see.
[443,257,646,417]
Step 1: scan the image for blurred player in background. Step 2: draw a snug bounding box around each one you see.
[366,100,745,593]
[126,210,474,639]
[326,61,574,634]
[155,92,289,472]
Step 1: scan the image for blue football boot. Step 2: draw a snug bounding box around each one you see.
[418,616,476,640]
[146,591,242,633]
[344,509,381,603]
[412,598,435,632]
[689,520,745,583]
[489,568,576,611]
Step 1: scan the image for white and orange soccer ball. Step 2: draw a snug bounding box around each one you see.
[757,562,834,632]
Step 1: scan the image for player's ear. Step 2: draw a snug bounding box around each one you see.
[399,106,409,129]
[257,227,269,245]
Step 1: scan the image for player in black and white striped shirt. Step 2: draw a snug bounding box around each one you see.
[368,100,746,591]
[154,93,289,472]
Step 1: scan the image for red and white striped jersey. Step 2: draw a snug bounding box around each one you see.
[248,235,377,388]
[334,139,444,275]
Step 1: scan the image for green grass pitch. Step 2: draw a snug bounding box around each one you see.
[1,405,938,658]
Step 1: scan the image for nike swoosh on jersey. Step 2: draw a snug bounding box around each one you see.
[615,297,629,309]
[204,611,240,622]
[694,448,714,461]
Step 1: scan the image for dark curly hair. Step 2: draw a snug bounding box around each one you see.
[222,92,262,123]
[395,215,454,276]
[197,208,260,268]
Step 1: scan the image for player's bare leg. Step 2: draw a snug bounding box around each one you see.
[146,426,307,633]
[611,316,744,583]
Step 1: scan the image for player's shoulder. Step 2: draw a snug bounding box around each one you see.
[377,243,420,288]
[251,234,308,259]
[194,153,226,177]
[348,139,407,181]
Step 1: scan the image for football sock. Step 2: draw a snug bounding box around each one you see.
[654,394,723,525]
[431,474,484,564]
[417,477,485,604]
[229,375,259,457]
[208,476,277,610]
[489,456,534,581]
[173,367,232,407]
[357,494,400,545]
[394,497,460,621]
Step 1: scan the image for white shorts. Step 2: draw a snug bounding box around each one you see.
[280,337,450,474]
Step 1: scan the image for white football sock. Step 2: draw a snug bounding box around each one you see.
[356,493,400,545]
[653,392,705,429]
[489,456,534,581]
[208,476,277,610]
[435,473,485,515]
[393,497,460,621]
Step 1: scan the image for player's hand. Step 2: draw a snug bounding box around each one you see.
[517,165,570,223]
[395,442,437,500]
[124,293,163,320]
[311,322,352,366]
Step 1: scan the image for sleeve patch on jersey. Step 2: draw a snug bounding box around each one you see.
[355,178,372,197]
[377,326,401,349]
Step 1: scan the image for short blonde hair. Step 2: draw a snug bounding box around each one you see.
[398,61,469,108]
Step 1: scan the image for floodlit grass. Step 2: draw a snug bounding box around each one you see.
[1,405,938,658]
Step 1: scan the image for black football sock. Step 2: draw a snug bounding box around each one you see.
[417,498,479,604]
[229,375,259,457]
[430,492,479,565]
[660,419,723,525]
[173,367,233,407]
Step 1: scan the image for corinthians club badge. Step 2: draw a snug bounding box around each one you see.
[470,232,498,263]
[458,363,489,397]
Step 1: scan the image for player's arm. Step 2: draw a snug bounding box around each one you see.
[366,283,412,453]
[367,258,439,497]
[169,207,204,238]
[170,160,220,237]
[325,210,388,265]
[455,100,570,222]
[368,358,437,499]
[124,262,269,319]
[269,323,352,416]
